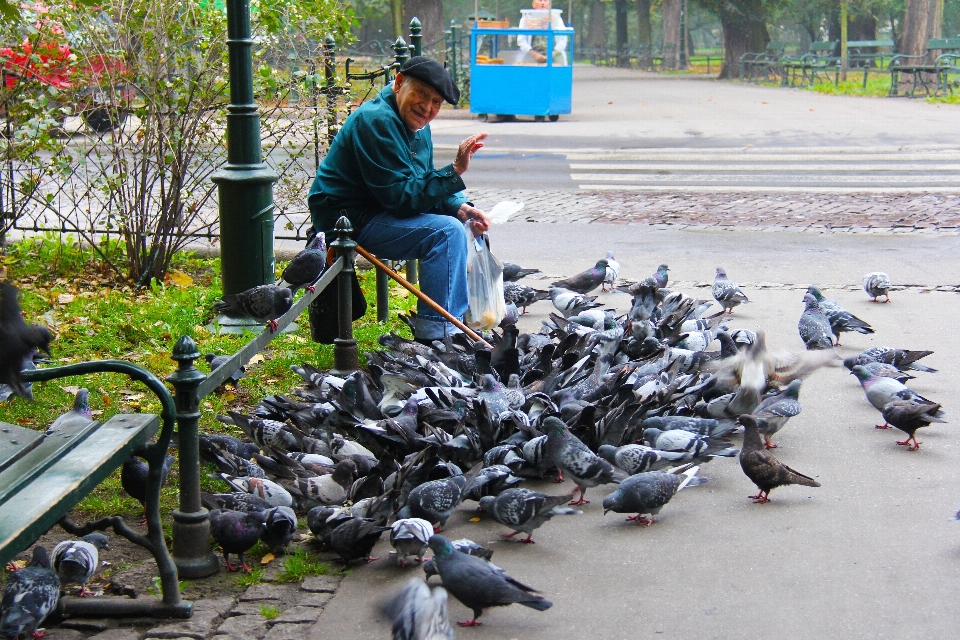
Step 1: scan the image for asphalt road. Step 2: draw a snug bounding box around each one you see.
[312,224,960,639]
[433,65,960,193]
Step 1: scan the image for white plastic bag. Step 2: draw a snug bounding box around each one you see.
[463,222,506,331]
[487,200,524,224]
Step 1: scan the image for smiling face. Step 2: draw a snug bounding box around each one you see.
[531,0,551,8]
[393,73,443,131]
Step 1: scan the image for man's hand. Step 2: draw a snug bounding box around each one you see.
[453,132,488,175]
[457,204,490,236]
[532,51,547,63]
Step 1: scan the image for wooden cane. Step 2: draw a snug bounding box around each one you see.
[354,245,493,349]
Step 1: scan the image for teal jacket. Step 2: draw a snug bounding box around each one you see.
[307,84,468,234]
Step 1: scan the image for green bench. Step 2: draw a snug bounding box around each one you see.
[739,40,785,82]
[935,50,960,96]
[847,40,896,88]
[781,41,839,87]
[0,361,190,619]
[889,37,960,96]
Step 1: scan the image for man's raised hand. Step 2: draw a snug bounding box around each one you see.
[453,132,488,175]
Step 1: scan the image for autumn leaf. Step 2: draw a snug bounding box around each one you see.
[166,270,194,288]
[260,553,276,565]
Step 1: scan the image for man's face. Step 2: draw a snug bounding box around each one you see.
[532,0,551,9]
[394,73,444,132]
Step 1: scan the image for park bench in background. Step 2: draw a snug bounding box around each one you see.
[781,41,839,87]
[739,40,785,82]
[889,37,960,96]
[848,39,896,88]
[935,50,960,95]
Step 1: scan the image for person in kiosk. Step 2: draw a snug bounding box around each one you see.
[307,56,489,343]
[516,0,569,64]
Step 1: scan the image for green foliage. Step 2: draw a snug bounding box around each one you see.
[236,568,266,588]
[146,575,189,599]
[276,548,332,582]
[259,603,282,619]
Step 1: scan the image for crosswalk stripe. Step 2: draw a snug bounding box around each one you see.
[569,163,960,172]
[577,184,960,194]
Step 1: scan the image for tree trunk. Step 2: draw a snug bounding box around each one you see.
[899,0,943,57]
[662,0,682,70]
[587,0,606,51]
[705,0,768,79]
[615,0,629,66]
[636,0,652,69]
[849,13,877,41]
[404,0,443,47]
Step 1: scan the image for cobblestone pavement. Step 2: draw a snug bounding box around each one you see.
[466,188,960,234]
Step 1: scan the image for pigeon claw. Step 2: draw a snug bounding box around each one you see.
[875,423,892,429]
[627,514,654,526]
[5,562,19,572]
[432,524,443,534]
[457,619,483,627]
[569,497,590,506]
[364,556,379,563]
[32,632,48,639]
[267,319,280,333]
[553,471,564,483]
[750,491,770,504]
[80,587,95,597]
[306,285,316,293]
[897,437,921,450]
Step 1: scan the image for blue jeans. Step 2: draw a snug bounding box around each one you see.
[356,212,468,340]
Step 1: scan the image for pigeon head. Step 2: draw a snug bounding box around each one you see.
[806,285,825,302]
[307,232,326,252]
[332,459,358,488]
[802,293,821,311]
[480,374,501,392]
[204,353,218,365]
[82,533,110,551]
[29,545,51,568]
[738,414,760,436]
[657,264,669,274]
[606,251,616,260]
[595,259,609,271]
[33,324,53,356]
[715,267,727,278]
[842,356,857,371]
[73,388,91,416]
[477,496,496,512]
[641,427,662,445]
[784,379,802,399]
[542,416,567,436]
[601,489,623,514]
[849,365,875,383]
[597,444,617,463]
[427,534,454,557]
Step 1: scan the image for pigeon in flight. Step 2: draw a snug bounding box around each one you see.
[551,259,608,295]
[214,284,293,332]
[805,286,874,346]
[712,267,750,314]
[798,293,834,350]
[738,415,820,503]
[381,578,455,640]
[862,272,892,303]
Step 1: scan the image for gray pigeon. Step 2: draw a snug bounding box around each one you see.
[382,578,455,640]
[324,517,389,564]
[798,293,834,350]
[44,388,93,435]
[121,454,175,518]
[602,252,620,291]
[543,416,626,505]
[862,272,891,302]
[845,347,937,373]
[0,546,60,640]
[209,509,266,572]
[0,282,52,399]
[551,259,607,294]
[502,263,539,282]
[601,465,707,525]
[422,539,495,580]
[738,415,820,503]
[882,390,948,451]
[261,506,298,554]
[806,286,874,346]
[751,379,803,449]
[218,474,294,508]
[598,444,690,475]
[390,518,434,567]
[280,459,356,507]
[204,353,246,388]
[503,282,549,313]
[227,412,299,450]
[640,416,738,438]
[478,488,580,543]
[279,233,326,293]
[641,428,735,459]
[202,491,272,514]
[426,534,551,627]
[397,473,475,532]
[305,506,354,540]
[712,267,750,313]
[213,284,293,331]
[652,264,669,288]
[51,533,109,596]
[850,365,937,428]
[549,287,601,318]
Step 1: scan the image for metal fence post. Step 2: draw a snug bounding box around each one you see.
[324,35,339,146]
[409,17,422,57]
[331,216,360,374]
[393,37,410,67]
[448,22,459,89]
[167,336,220,579]
[376,267,390,322]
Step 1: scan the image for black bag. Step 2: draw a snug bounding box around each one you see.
[308,267,367,344]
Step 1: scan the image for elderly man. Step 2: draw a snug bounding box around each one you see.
[308,56,489,343]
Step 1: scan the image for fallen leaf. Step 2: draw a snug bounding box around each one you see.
[248,354,265,366]
[260,553,276,565]
[60,385,81,395]
[222,391,236,402]
[57,293,75,305]
[166,270,194,288]
[469,517,481,523]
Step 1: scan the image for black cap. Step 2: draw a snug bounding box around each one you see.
[398,56,460,105]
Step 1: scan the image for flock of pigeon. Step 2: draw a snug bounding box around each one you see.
[0,242,946,640]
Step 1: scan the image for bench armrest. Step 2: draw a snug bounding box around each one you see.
[890,53,927,66]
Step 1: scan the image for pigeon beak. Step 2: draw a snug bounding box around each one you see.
[603,508,609,516]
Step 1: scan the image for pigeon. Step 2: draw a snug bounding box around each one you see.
[0,282,52,399]
[503,282,549,314]
[382,578,455,640]
[849,365,936,428]
[738,415,820,504]
[598,444,688,474]
[261,506,298,554]
[798,293,834,350]
[863,272,892,302]
[845,348,937,373]
[549,287,601,318]
[543,416,626,505]
[51,533,109,596]
[640,416,739,438]
[396,469,479,532]
[421,539,498,581]
[426,534,552,627]
[213,284,293,332]
[601,465,707,525]
[712,267,750,314]
[478,488,580,543]
[44,388,93,435]
[390,518,435,567]
[280,459,356,507]
[199,434,261,460]
[502,263,540,282]
[843,361,914,383]
[209,509,266,572]
[551,259,608,295]
[805,286,874,346]
[218,474,294,507]
[641,428,735,460]
[0,546,60,640]
[751,379,803,449]
[602,252,620,291]
[324,517,389,564]
[121,455,176,518]
[305,506,354,540]
[652,264,669,288]
[202,491,272,514]
[882,390,947,450]
[204,353,246,388]
[278,233,327,293]
[227,412,299,450]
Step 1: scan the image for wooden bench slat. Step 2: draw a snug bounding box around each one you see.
[0,413,159,567]
[0,422,45,473]
[0,418,102,505]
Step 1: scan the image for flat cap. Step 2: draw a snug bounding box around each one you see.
[398,56,460,105]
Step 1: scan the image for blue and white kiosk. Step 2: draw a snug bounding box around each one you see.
[469,10,574,122]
